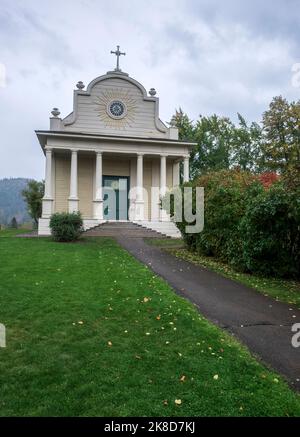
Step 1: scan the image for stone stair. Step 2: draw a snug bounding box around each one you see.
[133,220,181,239]
[84,221,176,238]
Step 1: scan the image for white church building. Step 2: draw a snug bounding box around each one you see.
[36,47,195,236]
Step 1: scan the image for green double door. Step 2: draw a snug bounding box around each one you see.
[103,176,129,220]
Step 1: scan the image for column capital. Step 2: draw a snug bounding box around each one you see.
[160,153,168,158]
[137,152,144,157]
[45,146,53,153]
[95,150,103,156]
[70,148,78,154]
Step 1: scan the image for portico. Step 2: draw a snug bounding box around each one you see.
[36,47,195,235]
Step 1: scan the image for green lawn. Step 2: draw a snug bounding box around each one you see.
[144,239,300,308]
[0,228,33,237]
[0,234,300,416]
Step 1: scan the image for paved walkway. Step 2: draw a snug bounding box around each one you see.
[117,237,300,390]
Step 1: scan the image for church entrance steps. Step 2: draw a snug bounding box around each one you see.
[133,220,181,239]
[83,221,179,239]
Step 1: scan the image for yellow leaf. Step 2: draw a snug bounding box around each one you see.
[213,374,219,380]
[108,341,112,346]
[175,399,182,405]
[180,375,186,382]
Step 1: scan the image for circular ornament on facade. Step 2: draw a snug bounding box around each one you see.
[107,100,127,119]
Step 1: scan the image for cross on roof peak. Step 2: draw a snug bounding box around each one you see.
[110,45,126,72]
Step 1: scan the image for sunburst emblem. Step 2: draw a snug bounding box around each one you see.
[94,89,137,129]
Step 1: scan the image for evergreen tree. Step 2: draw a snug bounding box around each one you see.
[10,217,18,229]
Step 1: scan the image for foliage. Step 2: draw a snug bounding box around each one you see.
[239,180,300,277]
[173,169,300,278]
[0,236,300,416]
[231,114,263,172]
[49,212,83,242]
[261,96,300,172]
[0,178,31,225]
[192,115,234,177]
[22,180,44,227]
[170,95,300,177]
[257,172,279,188]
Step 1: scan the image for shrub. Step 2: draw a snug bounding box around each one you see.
[239,180,300,277]
[173,168,300,278]
[49,212,83,242]
[174,169,256,258]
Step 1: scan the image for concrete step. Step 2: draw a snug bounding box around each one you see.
[133,221,181,239]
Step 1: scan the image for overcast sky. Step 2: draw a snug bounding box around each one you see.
[1,0,300,179]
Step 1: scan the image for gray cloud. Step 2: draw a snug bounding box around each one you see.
[1,0,300,178]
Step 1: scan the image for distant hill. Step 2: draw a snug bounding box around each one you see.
[0,178,31,225]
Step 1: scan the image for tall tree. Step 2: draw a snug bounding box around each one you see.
[230,114,263,172]
[261,96,300,172]
[22,180,44,227]
[191,115,234,177]
[169,108,194,141]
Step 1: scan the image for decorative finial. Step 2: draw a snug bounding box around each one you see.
[149,88,157,96]
[51,108,60,117]
[110,45,126,72]
[76,81,85,90]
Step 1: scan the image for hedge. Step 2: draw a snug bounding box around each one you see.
[172,169,300,278]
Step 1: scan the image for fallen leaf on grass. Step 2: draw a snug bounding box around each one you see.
[213,374,219,380]
[175,399,182,405]
[180,375,186,382]
[108,341,112,347]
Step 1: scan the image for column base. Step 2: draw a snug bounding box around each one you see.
[68,198,79,213]
[41,198,53,218]
[160,208,170,222]
[134,200,145,221]
[38,218,51,235]
[93,199,103,220]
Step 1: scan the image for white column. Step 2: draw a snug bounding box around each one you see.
[183,156,190,182]
[173,161,180,187]
[160,154,167,197]
[44,148,53,199]
[41,147,53,218]
[135,153,144,220]
[151,159,160,221]
[160,154,169,221]
[68,149,79,213]
[93,151,103,220]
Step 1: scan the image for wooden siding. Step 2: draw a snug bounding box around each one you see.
[54,155,70,213]
[103,158,130,177]
[78,155,94,218]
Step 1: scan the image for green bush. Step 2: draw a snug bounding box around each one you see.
[173,169,300,278]
[239,182,300,277]
[49,212,83,242]
[174,169,255,257]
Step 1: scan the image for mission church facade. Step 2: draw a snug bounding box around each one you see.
[36,47,194,236]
